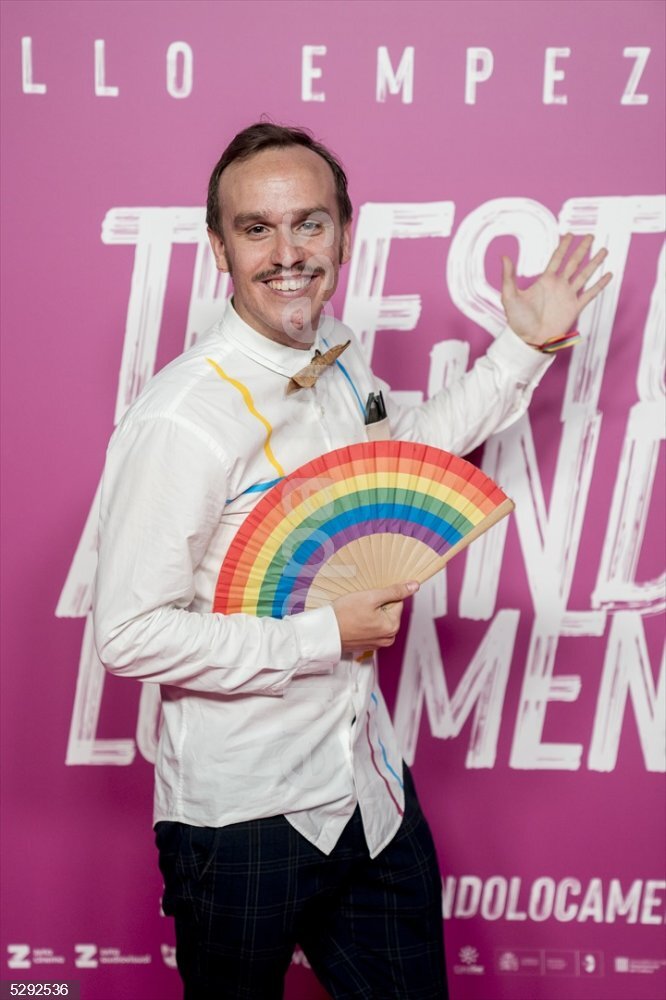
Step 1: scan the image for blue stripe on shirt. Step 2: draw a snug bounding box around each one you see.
[322,336,366,417]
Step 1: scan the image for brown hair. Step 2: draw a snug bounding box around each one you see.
[206,122,353,236]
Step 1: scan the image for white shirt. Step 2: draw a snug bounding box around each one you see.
[93,302,551,858]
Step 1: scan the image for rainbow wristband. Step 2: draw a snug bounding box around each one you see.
[540,331,581,353]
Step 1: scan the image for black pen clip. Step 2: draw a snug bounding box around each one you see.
[364,391,387,425]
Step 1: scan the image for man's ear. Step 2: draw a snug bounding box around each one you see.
[207,227,231,273]
[340,221,352,265]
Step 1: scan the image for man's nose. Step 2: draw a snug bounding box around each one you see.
[271,224,306,269]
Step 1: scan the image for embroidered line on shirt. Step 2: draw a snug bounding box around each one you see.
[321,337,366,417]
[206,358,285,479]
[370,691,405,789]
[225,478,284,505]
[366,696,404,817]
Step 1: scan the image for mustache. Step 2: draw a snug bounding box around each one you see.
[254,264,327,282]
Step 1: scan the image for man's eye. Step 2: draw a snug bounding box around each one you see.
[298,220,322,234]
[247,225,268,236]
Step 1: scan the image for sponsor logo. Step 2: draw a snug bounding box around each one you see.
[495,948,604,977]
[7,945,31,970]
[74,944,152,967]
[544,951,578,976]
[74,944,98,969]
[459,946,479,965]
[614,956,666,975]
[453,945,484,976]
[495,948,542,975]
[7,945,65,969]
[497,951,520,972]
[581,952,602,975]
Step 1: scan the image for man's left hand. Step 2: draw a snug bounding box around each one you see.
[501,233,612,349]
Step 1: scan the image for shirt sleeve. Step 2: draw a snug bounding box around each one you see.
[382,327,554,455]
[93,415,341,696]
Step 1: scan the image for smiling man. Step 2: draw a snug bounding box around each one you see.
[93,122,611,1000]
[207,139,351,348]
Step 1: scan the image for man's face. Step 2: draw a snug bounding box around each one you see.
[208,146,351,349]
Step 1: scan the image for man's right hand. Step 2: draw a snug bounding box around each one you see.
[332,581,420,653]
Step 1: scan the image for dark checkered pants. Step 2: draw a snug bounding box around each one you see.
[155,768,448,999]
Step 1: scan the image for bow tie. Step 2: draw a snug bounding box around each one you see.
[287,340,351,394]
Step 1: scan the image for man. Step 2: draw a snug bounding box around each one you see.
[93,122,611,999]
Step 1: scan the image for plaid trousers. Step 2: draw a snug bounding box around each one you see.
[156,767,448,999]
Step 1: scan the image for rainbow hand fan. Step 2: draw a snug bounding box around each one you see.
[213,441,514,618]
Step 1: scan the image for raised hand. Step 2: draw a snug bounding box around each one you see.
[501,234,612,349]
[333,581,419,654]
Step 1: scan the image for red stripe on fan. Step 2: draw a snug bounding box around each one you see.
[214,441,512,613]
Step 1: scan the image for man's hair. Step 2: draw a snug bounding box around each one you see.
[206,122,353,237]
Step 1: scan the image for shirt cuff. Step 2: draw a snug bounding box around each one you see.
[290,604,342,676]
[488,326,555,380]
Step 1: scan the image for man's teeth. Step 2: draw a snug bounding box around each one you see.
[266,276,312,291]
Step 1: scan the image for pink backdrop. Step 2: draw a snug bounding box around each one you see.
[1,1,664,998]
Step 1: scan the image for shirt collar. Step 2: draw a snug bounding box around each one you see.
[218,299,323,378]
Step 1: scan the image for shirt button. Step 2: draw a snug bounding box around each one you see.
[319,405,325,417]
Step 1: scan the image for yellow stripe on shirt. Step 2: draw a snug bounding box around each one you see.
[206,358,286,479]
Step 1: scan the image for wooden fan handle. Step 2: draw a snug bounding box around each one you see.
[418,497,515,585]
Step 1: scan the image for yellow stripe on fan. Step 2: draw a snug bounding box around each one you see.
[234,470,488,582]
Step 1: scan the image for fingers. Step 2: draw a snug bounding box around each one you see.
[376,602,403,644]
[562,234,594,279]
[579,270,613,309]
[571,247,608,292]
[544,233,574,273]
[547,233,613,308]
[560,235,612,305]
[501,232,611,344]
[374,581,420,608]
[501,255,517,300]
[334,581,419,653]
[371,581,420,645]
